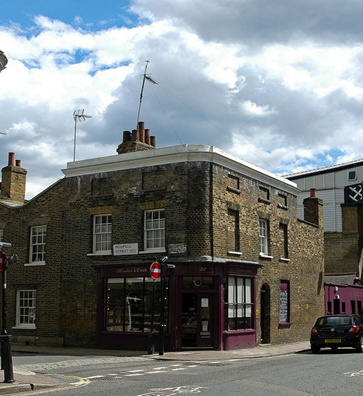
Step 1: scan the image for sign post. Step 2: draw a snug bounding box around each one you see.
[147,261,160,355]
[0,242,14,383]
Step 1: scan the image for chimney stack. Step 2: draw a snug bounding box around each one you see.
[303,189,323,227]
[116,122,157,154]
[1,152,27,203]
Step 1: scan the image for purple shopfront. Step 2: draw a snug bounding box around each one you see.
[325,273,363,316]
[96,260,261,351]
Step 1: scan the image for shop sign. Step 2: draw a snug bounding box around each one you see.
[113,243,138,256]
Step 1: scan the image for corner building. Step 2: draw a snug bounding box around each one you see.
[0,127,325,351]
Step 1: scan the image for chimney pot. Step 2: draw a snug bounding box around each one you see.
[310,188,316,198]
[145,129,150,145]
[123,131,131,143]
[16,159,21,167]
[8,152,15,166]
[131,130,137,142]
[138,122,145,143]
[150,136,156,147]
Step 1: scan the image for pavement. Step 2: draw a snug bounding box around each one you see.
[0,341,311,394]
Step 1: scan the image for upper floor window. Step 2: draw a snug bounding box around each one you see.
[93,215,112,254]
[278,193,288,209]
[259,186,270,203]
[144,209,165,251]
[16,289,36,329]
[280,223,289,259]
[227,174,240,193]
[259,219,269,256]
[29,225,46,263]
[227,209,240,253]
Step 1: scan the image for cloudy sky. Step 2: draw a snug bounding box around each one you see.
[1,0,363,198]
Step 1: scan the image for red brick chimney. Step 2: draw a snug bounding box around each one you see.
[0,152,27,203]
[303,188,323,227]
[116,122,156,154]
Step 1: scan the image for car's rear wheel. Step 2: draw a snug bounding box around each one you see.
[311,345,320,354]
[355,337,363,353]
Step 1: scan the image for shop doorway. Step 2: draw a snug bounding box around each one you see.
[260,284,271,344]
[181,293,213,348]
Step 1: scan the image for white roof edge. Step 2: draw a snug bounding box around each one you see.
[62,144,299,195]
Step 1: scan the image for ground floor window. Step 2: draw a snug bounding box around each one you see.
[279,280,290,324]
[105,276,168,333]
[16,290,36,328]
[224,277,253,330]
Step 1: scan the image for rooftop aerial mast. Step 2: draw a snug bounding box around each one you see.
[136,61,157,136]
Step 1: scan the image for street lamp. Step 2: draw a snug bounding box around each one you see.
[0,51,8,73]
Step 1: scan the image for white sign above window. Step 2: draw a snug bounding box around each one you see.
[113,243,138,256]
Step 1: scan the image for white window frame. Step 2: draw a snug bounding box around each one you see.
[14,289,36,329]
[259,219,269,256]
[144,209,165,252]
[29,225,46,264]
[93,215,112,254]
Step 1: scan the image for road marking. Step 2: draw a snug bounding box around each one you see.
[124,373,145,377]
[171,368,186,371]
[129,369,145,373]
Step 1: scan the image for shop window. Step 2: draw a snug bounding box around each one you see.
[342,302,346,313]
[259,219,270,257]
[144,209,165,251]
[358,301,362,315]
[224,277,253,331]
[227,209,240,253]
[29,225,46,264]
[279,223,289,259]
[333,299,340,314]
[93,215,112,254]
[327,301,332,314]
[351,300,356,314]
[105,277,168,333]
[15,290,36,329]
[279,281,290,324]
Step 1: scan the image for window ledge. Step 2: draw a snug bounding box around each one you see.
[227,186,241,194]
[139,249,166,254]
[227,250,242,256]
[259,253,273,259]
[87,252,112,257]
[24,262,45,266]
[279,322,292,327]
[277,204,288,210]
[279,257,290,262]
[258,198,271,205]
[12,326,36,330]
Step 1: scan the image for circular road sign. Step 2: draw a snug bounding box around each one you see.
[150,261,161,280]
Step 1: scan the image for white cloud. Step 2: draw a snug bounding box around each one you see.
[1,2,363,199]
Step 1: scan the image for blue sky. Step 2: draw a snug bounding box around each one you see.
[1,1,363,198]
[0,1,136,30]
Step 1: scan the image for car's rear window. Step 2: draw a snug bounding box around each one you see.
[317,316,352,326]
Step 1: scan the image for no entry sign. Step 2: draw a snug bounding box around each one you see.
[150,261,161,280]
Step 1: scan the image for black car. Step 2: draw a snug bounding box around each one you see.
[310,314,363,353]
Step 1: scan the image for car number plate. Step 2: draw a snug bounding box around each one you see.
[325,339,341,343]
